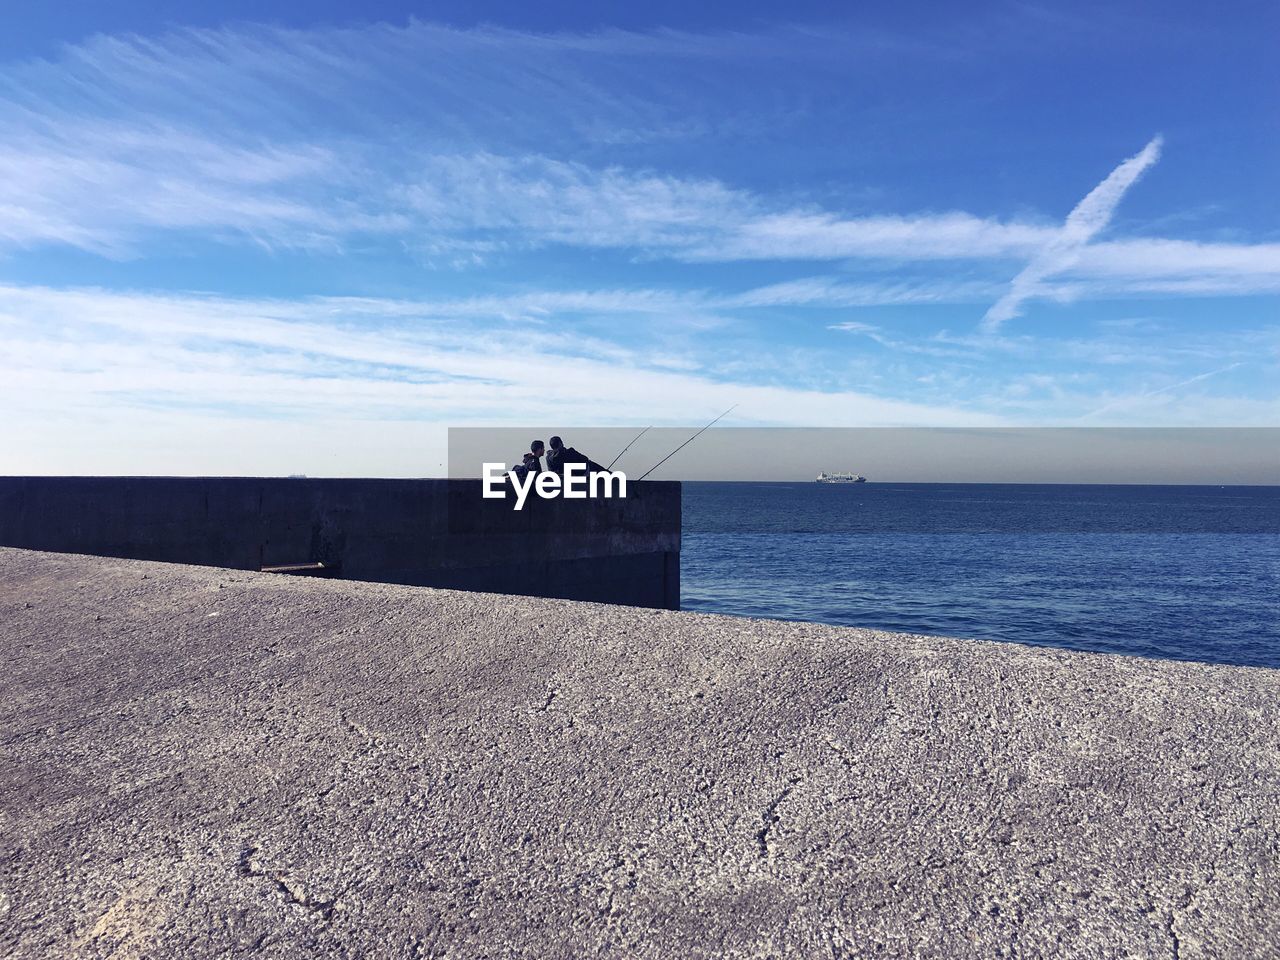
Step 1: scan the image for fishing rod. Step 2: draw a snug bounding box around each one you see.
[607,425,652,471]
[636,404,737,481]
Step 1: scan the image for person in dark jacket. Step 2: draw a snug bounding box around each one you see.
[511,442,544,480]
[510,451,539,481]
[545,436,564,474]
[546,435,604,474]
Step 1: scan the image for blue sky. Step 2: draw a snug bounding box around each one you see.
[1,1,1276,475]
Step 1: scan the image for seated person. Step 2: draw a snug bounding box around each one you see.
[546,435,604,474]
[510,451,540,481]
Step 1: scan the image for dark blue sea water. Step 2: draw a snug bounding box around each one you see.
[681,483,1280,668]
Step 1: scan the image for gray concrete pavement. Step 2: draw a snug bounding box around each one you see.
[1,546,1278,959]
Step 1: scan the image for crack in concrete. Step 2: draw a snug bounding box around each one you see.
[238,845,341,921]
[1166,910,1182,960]
[822,732,856,770]
[756,778,801,858]
[1166,832,1237,959]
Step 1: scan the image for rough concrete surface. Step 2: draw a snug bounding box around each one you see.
[1,547,1278,959]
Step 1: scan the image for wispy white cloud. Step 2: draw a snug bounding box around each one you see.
[0,22,1276,310]
[982,137,1164,330]
[827,320,998,359]
[0,283,1004,461]
[2,276,1272,477]
[694,212,1054,262]
[0,120,404,255]
[727,276,1000,307]
[398,153,756,254]
[1071,238,1280,290]
[0,17,1276,474]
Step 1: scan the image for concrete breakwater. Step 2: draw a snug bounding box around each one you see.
[0,476,681,608]
[2,547,1278,958]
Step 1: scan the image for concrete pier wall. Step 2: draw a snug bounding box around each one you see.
[0,476,680,608]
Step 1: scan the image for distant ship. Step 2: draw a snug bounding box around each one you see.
[816,472,867,483]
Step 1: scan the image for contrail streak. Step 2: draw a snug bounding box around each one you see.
[1079,362,1243,420]
[982,136,1163,332]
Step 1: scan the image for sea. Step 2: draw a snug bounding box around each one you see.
[680,483,1280,669]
